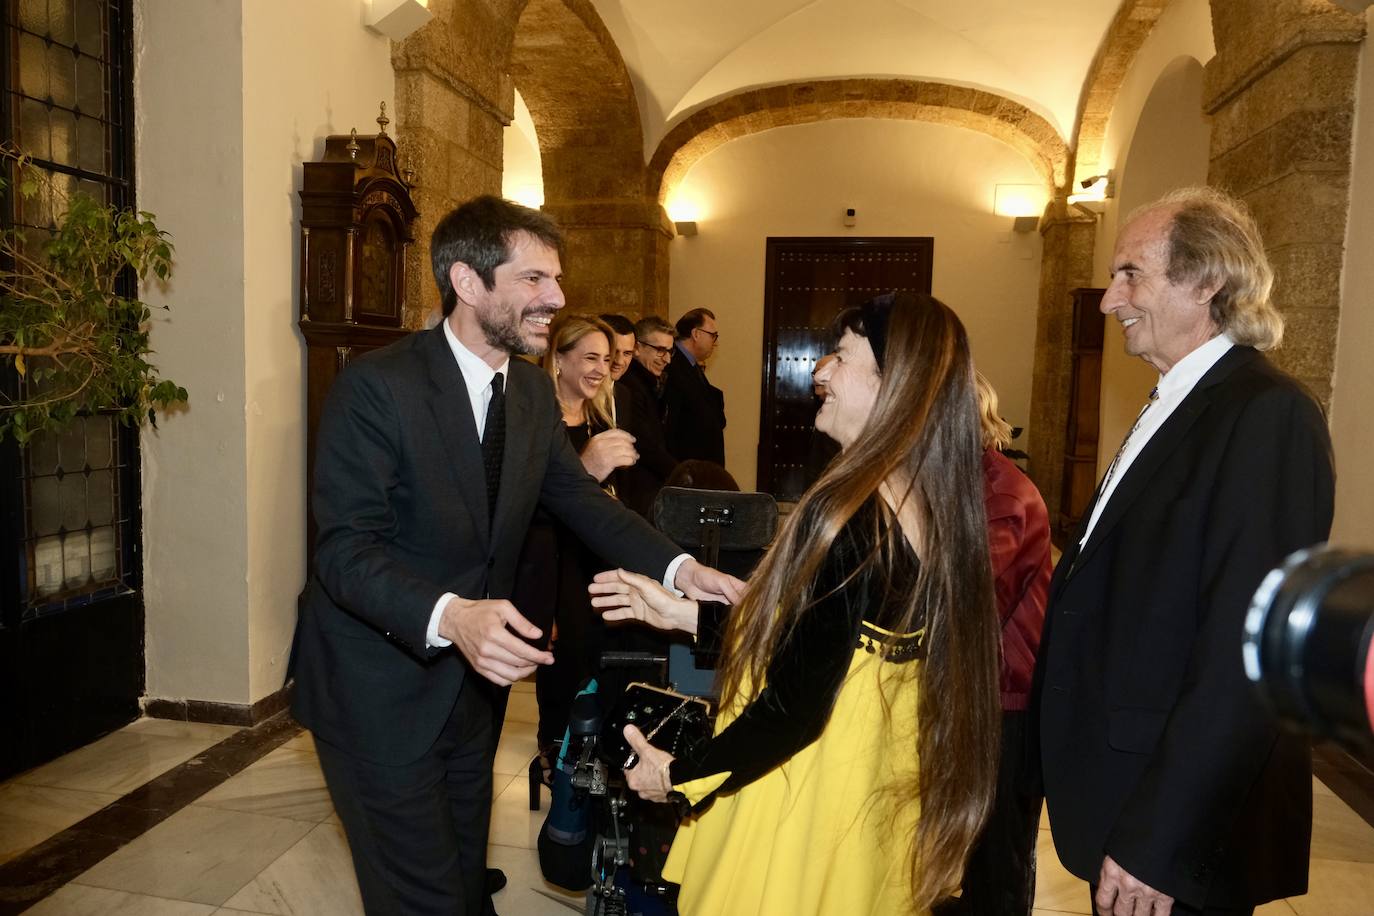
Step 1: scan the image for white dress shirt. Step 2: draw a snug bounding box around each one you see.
[443,317,507,441]
[1079,333,1235,548]
[427,320,690,648]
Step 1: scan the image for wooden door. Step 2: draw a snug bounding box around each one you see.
[757,237,933,500]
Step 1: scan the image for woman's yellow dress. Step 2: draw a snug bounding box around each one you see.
[664,622,923,915]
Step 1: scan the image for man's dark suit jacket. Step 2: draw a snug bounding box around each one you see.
[1037,346,1334,909]
[291,326,682,766]
[662,344,726,467]
[613,359,678,517]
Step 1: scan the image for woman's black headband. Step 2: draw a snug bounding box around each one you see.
[858,292,897,372]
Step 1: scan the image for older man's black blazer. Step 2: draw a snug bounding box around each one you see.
[291,326,682,766]
[1037,346,1334,908]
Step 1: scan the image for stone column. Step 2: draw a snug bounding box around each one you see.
[1027,201,1098,528]
[1203,0,1366,407]
[392,0,517,327]
[539,199,674,316]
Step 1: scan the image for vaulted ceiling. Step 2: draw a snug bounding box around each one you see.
[586,0,1123,157]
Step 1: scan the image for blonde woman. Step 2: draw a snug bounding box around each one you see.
[533,315,642,753]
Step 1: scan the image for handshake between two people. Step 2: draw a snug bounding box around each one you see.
[437,558,744,689]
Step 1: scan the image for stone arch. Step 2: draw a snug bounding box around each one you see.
[510,0,644,202]
[648,78,1070,206]
[1069,0,1175,187]
[392,0,669,319]
[508,0,670,314]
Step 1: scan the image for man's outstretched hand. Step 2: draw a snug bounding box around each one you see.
[672,557,745,604]
[439,596,553,687]
[590,568,700,634]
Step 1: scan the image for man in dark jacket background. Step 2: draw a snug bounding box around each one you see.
[610,314,679,515]
[663,307,727,467]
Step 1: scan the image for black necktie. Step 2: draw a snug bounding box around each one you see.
[482,372,505,521]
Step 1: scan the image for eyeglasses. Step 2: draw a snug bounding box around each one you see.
[637,340,674,358]
[693,327,720,342]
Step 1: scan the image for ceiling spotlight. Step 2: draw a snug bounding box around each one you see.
[1074,170,1117,199]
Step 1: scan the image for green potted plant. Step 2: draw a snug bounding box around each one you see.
[0,144,187,446]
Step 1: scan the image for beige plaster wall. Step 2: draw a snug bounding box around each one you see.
[1094,57,1212,478]
[1091,0,1214,479]
[137,0,394,706]
[1329,9,1374,550]
[667,117,1045,491]
[137,0,251,704]
[240,1,395,702]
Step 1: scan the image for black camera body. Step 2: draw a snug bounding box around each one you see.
[1244,545,1374,753]
[540,682,694,915]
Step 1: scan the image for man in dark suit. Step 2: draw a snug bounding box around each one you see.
[1037,187,1335,916]
[663,307,727,467]
[291,196,741,915]
[603,313,678,516]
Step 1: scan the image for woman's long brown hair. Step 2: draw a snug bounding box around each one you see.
[716,292,999,910]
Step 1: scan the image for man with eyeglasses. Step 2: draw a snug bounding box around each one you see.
[630,315,674,384]
[596,313,677,516]
[663,307,727,467]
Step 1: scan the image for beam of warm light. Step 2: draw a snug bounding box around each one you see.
[665,190,706,224]
[993,183,1046,217]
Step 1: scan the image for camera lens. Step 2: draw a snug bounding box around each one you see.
[1244,546,1374,749]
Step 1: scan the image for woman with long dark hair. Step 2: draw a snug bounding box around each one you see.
[591,292,1001,913]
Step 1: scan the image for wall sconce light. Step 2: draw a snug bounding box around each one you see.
[665,192,703,225]
[365,0,432,40]
[674,221,699,237]
[994,184,1046,233]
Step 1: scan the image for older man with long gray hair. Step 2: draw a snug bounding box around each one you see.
[1037,186,1334,916]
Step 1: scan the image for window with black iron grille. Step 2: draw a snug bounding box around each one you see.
[3,0,138,616]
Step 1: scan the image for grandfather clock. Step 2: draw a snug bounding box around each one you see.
[299,104,418,556]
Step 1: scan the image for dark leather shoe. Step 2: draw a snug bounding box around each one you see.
[485,867,507,895]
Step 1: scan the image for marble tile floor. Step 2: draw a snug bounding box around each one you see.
[0,680,1370,915]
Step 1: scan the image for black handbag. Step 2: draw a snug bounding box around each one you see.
[597,682,712,769]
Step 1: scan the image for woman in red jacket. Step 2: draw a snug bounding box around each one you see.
[938,372,1052,915]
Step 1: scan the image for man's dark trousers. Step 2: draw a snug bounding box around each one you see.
[315,681,496,915]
